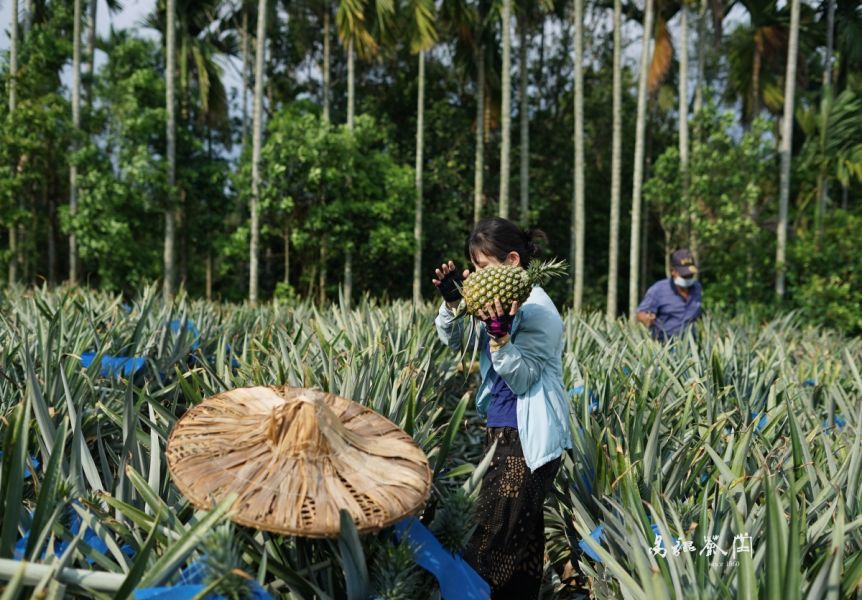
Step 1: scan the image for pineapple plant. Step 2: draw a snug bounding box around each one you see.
[458,259,568,317]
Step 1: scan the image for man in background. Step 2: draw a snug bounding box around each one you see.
[636,249,702,341]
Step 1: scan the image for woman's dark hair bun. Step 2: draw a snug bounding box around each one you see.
[523,228,547,261]
[465,218,550,267]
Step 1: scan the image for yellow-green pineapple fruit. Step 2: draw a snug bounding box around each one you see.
[460,259,567,316]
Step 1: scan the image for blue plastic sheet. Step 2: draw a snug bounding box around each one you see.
[749,411,768,432]
[823,414,847,432]
[170,319,201,350]
[0,452,39,478]
[393,517,490,600]
[80,319,239,378]
[14,505,133,564]
[134,558,272,600]
[570,386,600,413]
[80,352,147,378]
[579,521,678,563]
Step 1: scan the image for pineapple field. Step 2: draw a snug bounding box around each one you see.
[0,285,860,599]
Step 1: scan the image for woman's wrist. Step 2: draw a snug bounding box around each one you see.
[489,334,510,352]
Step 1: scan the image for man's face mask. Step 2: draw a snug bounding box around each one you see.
[674,275,696,288]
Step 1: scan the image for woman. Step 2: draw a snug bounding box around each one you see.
[432,217,572,599]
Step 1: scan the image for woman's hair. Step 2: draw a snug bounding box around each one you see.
[464,217,548,268]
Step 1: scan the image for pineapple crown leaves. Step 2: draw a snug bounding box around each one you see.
[201,522,253,600]
[429,488,477,554]
[525,258,569,285]
[368,536,424,600]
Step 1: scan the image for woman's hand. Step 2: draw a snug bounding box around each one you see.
[432,261,471,307]
[432,261,471,286]
[477,298,519,340]
[476,298,519,321]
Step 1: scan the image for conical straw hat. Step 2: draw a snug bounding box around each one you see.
[166,386,432,538]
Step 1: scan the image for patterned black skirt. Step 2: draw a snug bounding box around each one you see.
[463,427,561,600]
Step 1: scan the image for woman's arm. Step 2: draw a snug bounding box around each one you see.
[434,301,466,352]
[489,306,562,395]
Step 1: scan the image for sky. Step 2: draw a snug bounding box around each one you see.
[0,0,751,144]
[0,0,247,133]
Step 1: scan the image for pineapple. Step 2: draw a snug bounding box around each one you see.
[459,259,568,316]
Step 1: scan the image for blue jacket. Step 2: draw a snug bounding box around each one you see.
[434,286,572,472]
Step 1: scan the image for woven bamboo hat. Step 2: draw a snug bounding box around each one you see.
[166,386,432,538]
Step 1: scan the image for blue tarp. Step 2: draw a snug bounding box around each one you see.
[134,557,272,600]
[579,521,678,563]
[570,385,599,413]
[14,505,133,564]
[80,319,239,378]
[393,517,490,600]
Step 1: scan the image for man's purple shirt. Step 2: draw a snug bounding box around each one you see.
[637,278,703,340]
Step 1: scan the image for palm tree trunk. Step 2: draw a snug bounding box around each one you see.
[606,0,622,320]
[283,218,290,286]
[322,5,331,124]
[498,0,512,219]
[693,0,706,115]
[627,0,654,320]
[319,237,328,305]
[751,36,762,122]
[678,4,689,250]
[776,0,800,298]
[163,0,177,302]
[413,50,425,305]
[24,0,33,33]
[572,0,585,311]
[69,0,82,285]
[241,5,250,147]
[519,22,529,227]
[8,0,18,286]
[46,185,56,287]
[474,44,485,224]
[249,0,268,305]
[86,0,96,105]
[347,40,355,130]
[815,0,835,240]
[343,39,355,306]
[206,253,213,300]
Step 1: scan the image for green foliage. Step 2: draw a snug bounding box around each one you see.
[428,487,476,554]
[0,288,860,596]
[249,106,415,298]
[789,213,862,334]
[368,536,425,600]
[645,104,777,309]
[202,523,252,599]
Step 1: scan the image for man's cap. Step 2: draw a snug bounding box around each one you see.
[671,249,698,276]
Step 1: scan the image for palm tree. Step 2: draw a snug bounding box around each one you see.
[242,2,251,145]
[606,0,622,320]
[322,1,332,123]
[250,0,268,305]
[628,0,654,320]
[776,0,800,299]
[678,1,689,265]
[335,0,393,305]
[406,0,438,304]
[498,0,512,218]
[336,1,379,129]
[474,36,485,224]
[693,0,706,114]
[85,1,121,106]
[518,17,528,226]
[7,0,18,286]
[164,0,177,301]
[815,0,836,239]
[69,0,82,285]
[572,0,584,311]
[725,0,806,126]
